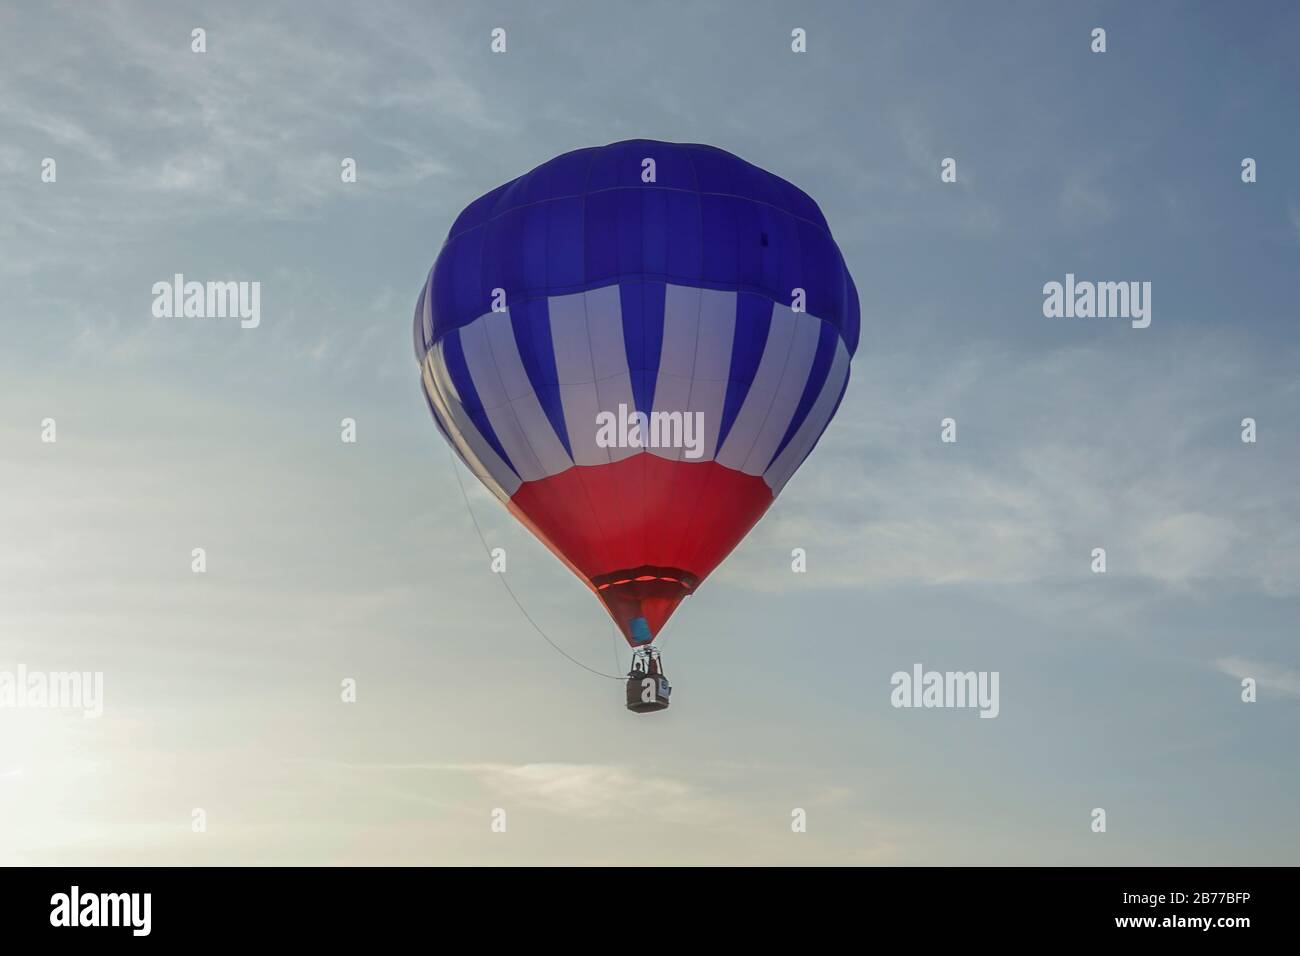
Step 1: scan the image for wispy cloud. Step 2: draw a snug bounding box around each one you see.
[1059,172,1116,228]
[351,761,732,824]
[1216,657,1300,697]
[0,0,494,232]
[724,336,1300,597]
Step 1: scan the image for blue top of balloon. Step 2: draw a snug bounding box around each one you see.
[417,139,859,357]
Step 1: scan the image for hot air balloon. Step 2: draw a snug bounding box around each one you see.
[413,140,859,712]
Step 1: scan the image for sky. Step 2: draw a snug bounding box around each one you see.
[1,0,1298,865]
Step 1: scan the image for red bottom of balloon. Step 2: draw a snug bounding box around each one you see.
[506,455,774,646]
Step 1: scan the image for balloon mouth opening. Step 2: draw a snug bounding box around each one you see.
[591,566,698,647]
[593,567,699,592]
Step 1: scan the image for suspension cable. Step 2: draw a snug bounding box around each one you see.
[444,445,626,681]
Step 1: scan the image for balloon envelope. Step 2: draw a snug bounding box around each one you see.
[415,140,859,646]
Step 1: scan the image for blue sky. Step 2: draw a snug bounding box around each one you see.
[1,0,1298,864]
